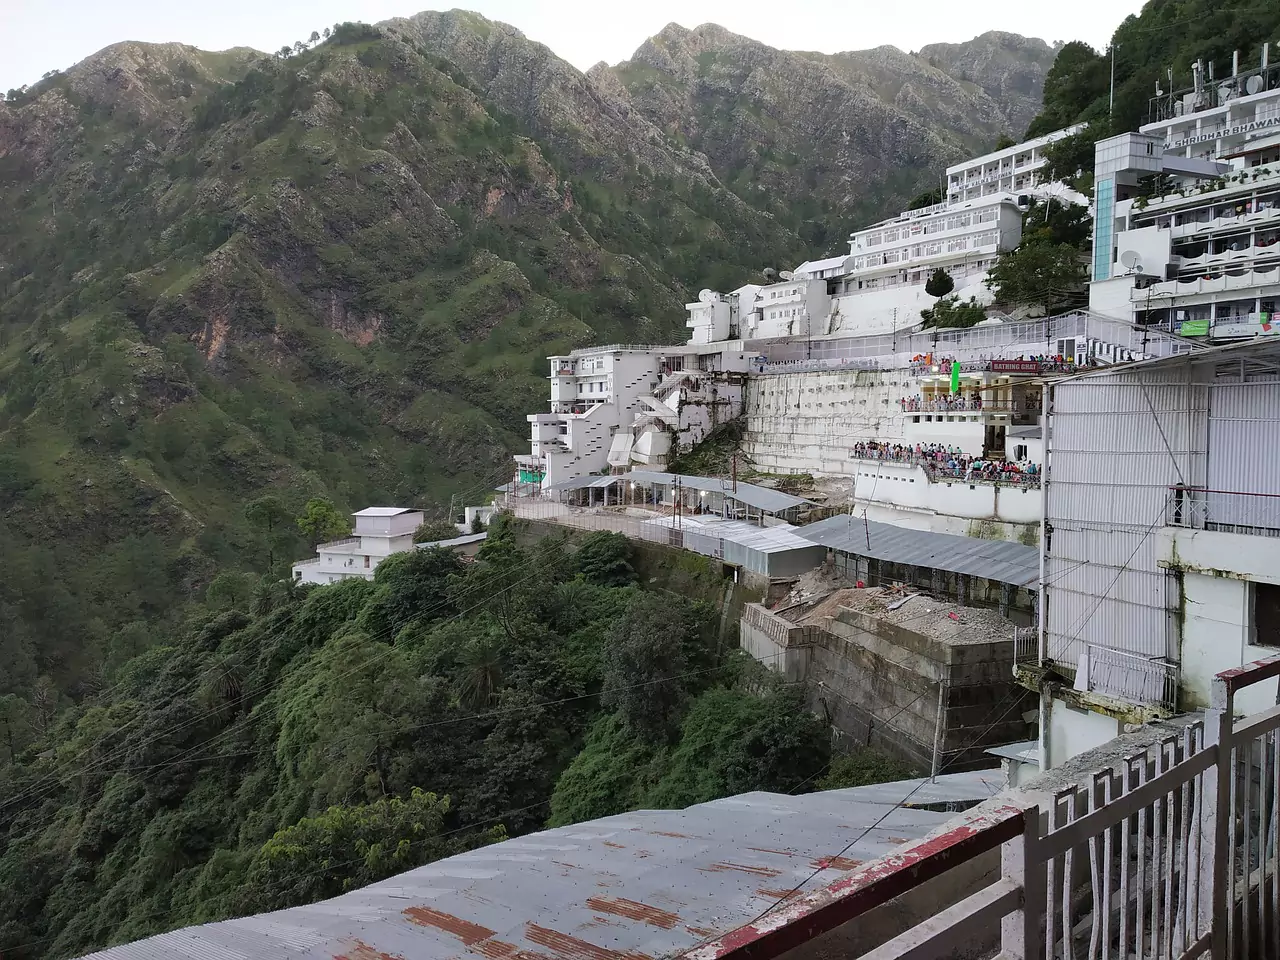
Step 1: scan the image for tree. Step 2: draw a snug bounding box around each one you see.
[0,693,33,763]
[457,636,504,710]
[414,518,460,543]
[817,748,915,790]
[1025,41,1108,138]
[469,514,486,534]
[570,531,635,587]
[239,790,502,913]
[308,31,321,46]
[296,497,350,545]
[907,188,942,210]
[924,268,955,299]
[293,41,306,55]
[1040,128,1099,193]
[1020,198,1092,250]
[244,495,295,569]
[645,687,831,807]
[600,594,697,737]
[984,243,1087,316]
[277,45,292,59]
[921,295,987,329]
[206,571,256,612]
[995,133,1017,150]
[322,27,332,40]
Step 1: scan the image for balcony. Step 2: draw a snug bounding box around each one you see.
[1136,265,1280,299]
[802,656,1280,960]
[1166,486,1280,539]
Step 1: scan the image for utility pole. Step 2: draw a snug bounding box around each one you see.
[731,452,738,494]
[1110,43,1118,119]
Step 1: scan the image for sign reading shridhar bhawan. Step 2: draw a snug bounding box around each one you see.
[1168,115,1280,149]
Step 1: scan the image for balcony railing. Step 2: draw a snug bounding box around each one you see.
[1166,486,1280,539]
[1084,642,1179,712]
[849,449,1042,488]
[707,655,1280,960]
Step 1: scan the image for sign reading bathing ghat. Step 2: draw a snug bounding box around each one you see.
[1168,115,1280,149]
[990,360,1042,374]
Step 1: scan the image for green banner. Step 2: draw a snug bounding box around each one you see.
[1178,319,1210,336]
[950,360,960,394]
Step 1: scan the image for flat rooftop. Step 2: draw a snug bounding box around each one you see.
[792,587,1017,646]
[75,772,1003,960]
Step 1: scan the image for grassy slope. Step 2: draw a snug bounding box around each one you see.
[0,22,797,700]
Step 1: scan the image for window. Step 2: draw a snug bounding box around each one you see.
[1253,583,1280,649]
[364,555,371,568]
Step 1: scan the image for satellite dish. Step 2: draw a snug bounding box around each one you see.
[1247,75,1264,95]
[698,289,716,303]
[761,267,778,281]
[1120,250,1141,270]
[779,270,794,281]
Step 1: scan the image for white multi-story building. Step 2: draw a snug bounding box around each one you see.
[515,343,750,491]
[292,507,422,585]
[847,197,1015,288]
[945,124,1086,204]
[684,128,1086,344]
[1027,338,1280,773]
[1089,50,1280,341]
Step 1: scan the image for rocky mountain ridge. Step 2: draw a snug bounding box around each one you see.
[0,10,1053,709]
[600,24,1058,248]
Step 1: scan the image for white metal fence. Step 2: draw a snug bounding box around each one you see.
[1166,486,1280,539]
[853,654,1280,960]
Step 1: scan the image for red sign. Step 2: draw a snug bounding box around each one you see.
[990,360,1041,374]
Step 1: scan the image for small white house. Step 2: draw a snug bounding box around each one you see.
[292,507,423,585]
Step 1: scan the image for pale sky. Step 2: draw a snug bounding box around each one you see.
[0,0,1148,94]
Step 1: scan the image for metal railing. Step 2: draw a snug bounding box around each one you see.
[819,655,1280,960]
[848,452,1043,489]
[1084,643,1180,712]
[1014,626,1038,668]
[1166,486,1280,539]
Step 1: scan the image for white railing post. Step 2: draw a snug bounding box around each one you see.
[1205,674,1234,958]
[1001,809,1044,960]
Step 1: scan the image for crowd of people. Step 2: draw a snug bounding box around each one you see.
[849,441,1041,486]
[900,393,983,412]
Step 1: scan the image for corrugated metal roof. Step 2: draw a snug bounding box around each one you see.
[629,472,811,514]
[416,533,488,550]
[545,476,625,493]
[795,515,1039,588]
[353,507,419,517]
[76,772,1000,960]
[640,518,818,556]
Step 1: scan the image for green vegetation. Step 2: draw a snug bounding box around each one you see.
[984,198,1091,316]
[924,268,955,299]
[921,295,987,329]
[0,22,796,710]
[0,522,833,958]
[1026,1,1280,138]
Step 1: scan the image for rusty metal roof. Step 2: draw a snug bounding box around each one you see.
[76,772,1001,960]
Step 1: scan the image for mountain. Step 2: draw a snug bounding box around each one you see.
[0,15,802,704]
[598,25,1058,250]
[0,12,1050,704]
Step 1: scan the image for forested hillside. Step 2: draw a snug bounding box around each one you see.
[0,16,798,709]
[602,26,1056,251]
[0,11,1030,956]
[1027,0,1280,138]
[0,523,837,959]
